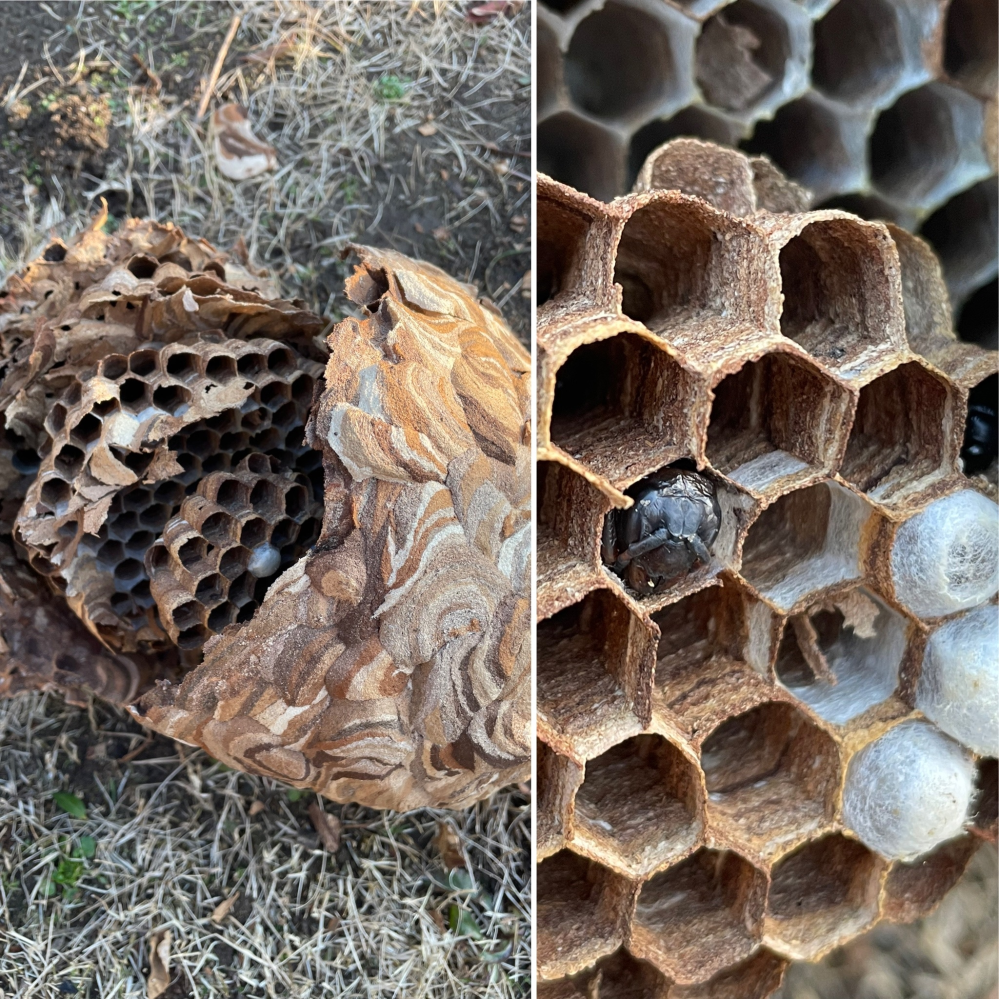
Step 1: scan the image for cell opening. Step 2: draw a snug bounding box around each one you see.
[195,573,225,608]
[166,352,199,380]
[741,481,867,611]
[696,0,791,113]
[537,192,592,307]
[153,384,191,415]
[127,255,157,279]
[537,20,560,118]
[958,276,998,349]
[178,537,207,569]
[880,835,980,924]
[778,219,897,367]
[201,511,236,547]
[70,413,102,447]
[260,381,290,408]
[98,540,125,566]
[973,758,998,839]
[587,950,669,999]
[574,734,702,877]
[206,354,237,383]
[129,350,158,377]
[766,834,882,957]
[119,379,147,412]
[240,517,268,548]
[963,374,998,479]
[631,848,765,983]
[40,477,70,509]
[841,362,950,501]
[113,558,144,583]
[565,2,677,120]
[216,479,246,512]
[53,445,84,478]
[172,600,201,629]
[538,112,623,202]
[43,242,67,262]
[237,352,266,377]
[706,354,837,490]
[944,0,998,97]
[550,333,689,484]
[812,0,904,103]
[208,602,237,633]
[219,546,249,579]
[700,702,839,854]
[284,484,308,519]
[178,624,209,650]
[267,347,296,376]
[102,354,128,380]
[186,430,218,459]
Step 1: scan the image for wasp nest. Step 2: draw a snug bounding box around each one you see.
[536,139,998,995]
[0,211,530,811]
[539,0,997,348]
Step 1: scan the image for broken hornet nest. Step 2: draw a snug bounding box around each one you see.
[0,207,531,811]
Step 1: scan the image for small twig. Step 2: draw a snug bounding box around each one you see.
[132,53,162,95]
[196,13,241,122]
[484,141,529,159]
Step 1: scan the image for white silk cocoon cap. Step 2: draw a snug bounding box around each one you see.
[890,490,999,618]
[842,720,975,860]
[917,605,999,757]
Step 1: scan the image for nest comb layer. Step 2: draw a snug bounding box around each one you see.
[536,140,998,993]
[0,216,531,811]
[539,0,997,348]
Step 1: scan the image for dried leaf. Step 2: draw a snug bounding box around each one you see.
[433,821,466,870]
[308,802,341,852]
[248,800,266,816]
[211,104,277,181]
[210,891,240,924]
[241,32,298,64]
[432,226,452,242]
[146,928,172,999]
[417,122,437,137]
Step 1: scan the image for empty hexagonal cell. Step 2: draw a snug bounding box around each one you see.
[812,0,939,107]
[706,353,850,496]
[177,536,208,568]
[621,200,769,342]
[919,178,998,308]
[587,948,671,999]
[668,950,788,999]
[101,354,128,380]
[630,848,766,984]
[777,217,905,377]
[537,850,636,980]
[53,444,84,479]
[201,510,238,547]
[538,740,584,859]
[972,758,998,840]
[550,332,695,486]
[880,835,980,923]
[743,94,866,201]
[165,351,200,381]
[740,481,869,612]
[538,19,563,119]
[537,180,599,308]
[628,107,746,188]
[963,375,999,483]
[695,0,808,117]
[539,112,625,202]
[70,412,102,448]
[572,734,703,879]
[205,353,237,383]
[565,0,690,123]
[957,275,998,349]
[763,833,883,960]
[152,383,192,416]
[537,589,655,756]
[700,701,840,858]
[129,349,158,377]
[870,82,992,210]
[775,589,907,726]
[944,0,998,98]
[840,362,955,505]
[195,573,226,608]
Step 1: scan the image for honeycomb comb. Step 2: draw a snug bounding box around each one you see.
[536,139,997,993]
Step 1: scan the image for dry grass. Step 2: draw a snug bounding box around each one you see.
[0,690,530,998]
[0,3,530,996]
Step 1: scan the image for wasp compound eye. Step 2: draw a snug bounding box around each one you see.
[602,469,721,594]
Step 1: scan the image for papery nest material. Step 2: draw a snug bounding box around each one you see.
[212,103,278,180]
[0,210,531,811]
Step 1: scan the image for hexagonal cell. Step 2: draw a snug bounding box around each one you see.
[775,589,907,726]
[777,217,905,377]
[763,833,883,960]
[205,353,237,383]
[628,107,746,188]
[743,94,866,201]
[880,835,981,923]
[587,948,671,999]
[537,589,655,757]
[537,179,598,307]
[614,197,768,337]
[919,178,998,308]
[538,18,563,120]
[963,374,998,483]
[539,111,626,202]
[565,0,691,123]
[870,82,992,210]
[538,739,584,859]
[549,332,695,486]
[572,734,704,878]
[537,850,636,980]
[972,758,998,841]
[668,950,788,999]
[70,412,102,448]
[957,275,998,349]
[629,848,766,984]
[128,349,158,377]
[740,481,869,612]
[695,0,808,117]
[944,0,998,98]
[700,701,840,858]
[840,362,955,505]
[706,354,851,497]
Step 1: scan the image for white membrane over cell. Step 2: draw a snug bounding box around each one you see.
[916,605,999,757]
[780,591,906,725]
[891,490,999,618]
[842,720,975,860]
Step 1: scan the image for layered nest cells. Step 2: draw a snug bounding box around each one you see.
[539,0,998,347]
[0,212,532,811]
[537,140,998,996]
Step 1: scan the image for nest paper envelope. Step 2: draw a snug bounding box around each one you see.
[536,139,997,996]
[0,213,531,812]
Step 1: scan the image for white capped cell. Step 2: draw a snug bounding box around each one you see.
[916,605,999,757]
[842,720,975,860]
[890,490,999,618]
